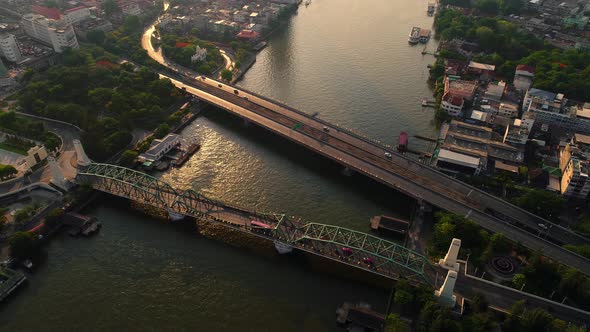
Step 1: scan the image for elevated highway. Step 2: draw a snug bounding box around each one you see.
[158,72,590,276]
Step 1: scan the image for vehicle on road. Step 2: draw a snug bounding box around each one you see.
[201,76,206,80]
[218,84,222,88]
[234,89,239,94]
[384,152,392,159]
[243,96,248,100]
[323,126,330,132]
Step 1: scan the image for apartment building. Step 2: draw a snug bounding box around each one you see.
[20,14,79,53]
[0,34,22,62]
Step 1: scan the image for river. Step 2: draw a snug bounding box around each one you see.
[0,0,437,330]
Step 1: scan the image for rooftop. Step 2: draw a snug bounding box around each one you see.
[527,88,558,101]
[574,133,590,145]
[516,64,536,73]
[468,61,496,71]
[438,149,481,168]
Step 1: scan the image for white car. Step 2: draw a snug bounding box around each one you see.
[384,152,392,159]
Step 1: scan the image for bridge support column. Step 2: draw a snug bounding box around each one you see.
[73,139,91,168]
[48,156,68,191]
[439,238,461,272]
[168,209,185,221]
[434,270,457,307]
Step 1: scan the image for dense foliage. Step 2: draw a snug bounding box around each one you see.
[160,35,223,74]
[434,9,590,100]
[0,112,61,152]
[16,47,183,160]
[9,231,37,259]
[0,164,17,180]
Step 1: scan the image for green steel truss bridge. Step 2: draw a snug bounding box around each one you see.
[76,163,437,285]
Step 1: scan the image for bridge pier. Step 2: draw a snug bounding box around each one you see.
[434,270,457,307]
[439,238,461,272]
[48,156,69,191]
[73,139,91,168]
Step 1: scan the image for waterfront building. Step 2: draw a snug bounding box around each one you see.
[441,77,476,116]
[437,120,524,174]
[236,29,260,41]
[441,93,464,116]
[20,14,79,53]
[138,134,181,162]
[0,34,22,63]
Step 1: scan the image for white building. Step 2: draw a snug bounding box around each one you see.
[513,64,535,91]
[63,6,91,25]
[138,134,180,162]
[0,34,22,62]
[523,88,590,134]
[191,45,207,63]
[441,93,464,116]
[21,14,79,53]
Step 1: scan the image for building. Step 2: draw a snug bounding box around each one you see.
[561,157,590,199]
[444,77,477,100]
[438,120,525,174]
[0,34,22,63]
[138,134,181,162]
[63,6,91,25]
[503,118,534,146]
[484,81,506,103]
[498,102,519,118]
[441,93,464,116]
[513,64,535,91]
[236,29,260,40]
[468,61,495,79]
[191,45,207,63]
[32,5,61,20]
[21,14,79,53]
[436,148,482,175]
[523,88,590,134]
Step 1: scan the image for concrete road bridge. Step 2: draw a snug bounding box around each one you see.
[157,71,590,276]
[76,162,438,286]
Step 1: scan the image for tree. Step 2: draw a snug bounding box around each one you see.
[102,0,119,16]
[513,189,564,222]
[154,124,170,139]
[120,149,138,166]
[44,208,64,229]
[221,69,233,82]
[9,232,37,259]
[87,29,106,45]
[512,273,526,289]
[521,308,554,332]
[384,313,411,332]
[0,164,17,180]
[124,16,141,33]
[475,26,496,50]
[476,0,500,14]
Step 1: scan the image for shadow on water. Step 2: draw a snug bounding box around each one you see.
[200,105,415,218]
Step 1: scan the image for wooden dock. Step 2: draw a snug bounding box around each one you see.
[370,215,410,235]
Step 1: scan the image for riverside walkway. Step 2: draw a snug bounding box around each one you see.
[76,163,436,285]
[159,72,590,276]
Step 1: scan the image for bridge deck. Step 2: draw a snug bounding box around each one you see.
[161,73,590,276]
[77,163,435,285]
